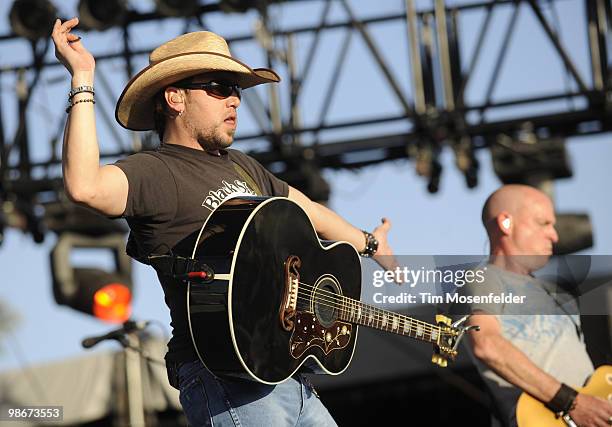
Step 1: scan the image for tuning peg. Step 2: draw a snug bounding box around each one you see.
[431,354,448,368]
[435,314,452,326]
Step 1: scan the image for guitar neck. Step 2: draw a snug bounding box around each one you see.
[337,296,442,345]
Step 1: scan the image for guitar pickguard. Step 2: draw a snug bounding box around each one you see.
[289,311,352,359]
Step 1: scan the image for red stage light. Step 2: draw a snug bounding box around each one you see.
[93,283,132,323]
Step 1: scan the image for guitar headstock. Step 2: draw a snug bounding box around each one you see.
[431,314,480,368]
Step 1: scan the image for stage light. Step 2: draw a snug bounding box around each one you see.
[219,0,254,13]
[51,233,133,324]
[426,160,442,194]
[69,269,132,323]
[219,0,280,13]
[78,0,128,31]
[278,162,330,203]
[553,213,594,255]
[93,281,132,323]
[492,134,572,185]
[155,0,198,17]
[453,138,479,189]
[9,0,57,41]
[413,144,443,194]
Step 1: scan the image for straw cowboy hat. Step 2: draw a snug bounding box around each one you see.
[115,31,280,131]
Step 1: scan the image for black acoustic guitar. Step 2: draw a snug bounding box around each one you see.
[187,197,476,384]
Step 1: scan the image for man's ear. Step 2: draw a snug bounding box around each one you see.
[164,86,184,113]
[497,213,512,234]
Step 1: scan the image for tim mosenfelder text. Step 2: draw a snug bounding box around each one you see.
[372,292,526,305]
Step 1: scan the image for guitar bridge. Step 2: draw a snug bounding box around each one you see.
[280,255,301,331]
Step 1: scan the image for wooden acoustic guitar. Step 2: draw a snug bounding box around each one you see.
[516,365,612,427]
[185,196,478,384]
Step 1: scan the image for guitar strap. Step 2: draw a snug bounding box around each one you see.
[130,234,214,280]
[231,160,263,196]
[147,253,203,275]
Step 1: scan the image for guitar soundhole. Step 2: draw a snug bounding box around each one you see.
[312,276,341,328]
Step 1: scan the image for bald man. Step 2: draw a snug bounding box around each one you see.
[462,185,611,427]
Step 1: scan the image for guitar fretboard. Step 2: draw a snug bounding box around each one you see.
[337,296,441,344]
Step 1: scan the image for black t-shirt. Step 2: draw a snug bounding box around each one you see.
[115,143,288,362]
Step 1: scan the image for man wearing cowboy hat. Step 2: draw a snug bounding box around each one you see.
[52,17,396,426]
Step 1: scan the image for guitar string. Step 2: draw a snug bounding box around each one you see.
[294,283,438,335]
[292,298,440,344]
[293,294,438,338]
[294,280,438,334]
[292,285,439,336]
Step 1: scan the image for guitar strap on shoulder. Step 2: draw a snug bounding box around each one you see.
[232,161,263,196]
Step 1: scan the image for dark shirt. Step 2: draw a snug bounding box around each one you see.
[115,143,288,361]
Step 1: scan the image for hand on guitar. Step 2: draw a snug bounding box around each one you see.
[371,217,400,274]
[568,393,612,427]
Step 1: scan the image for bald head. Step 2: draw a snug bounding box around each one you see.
[482,185,551,231]
[482,184,559,265]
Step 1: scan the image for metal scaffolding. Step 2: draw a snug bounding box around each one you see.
[0,0,610,242]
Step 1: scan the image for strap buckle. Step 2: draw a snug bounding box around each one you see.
[147,254,215,283]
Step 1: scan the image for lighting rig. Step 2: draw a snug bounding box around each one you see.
[0,0,610,259]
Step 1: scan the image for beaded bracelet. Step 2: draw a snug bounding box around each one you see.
[66,98,95,113]
[68,85,95,100]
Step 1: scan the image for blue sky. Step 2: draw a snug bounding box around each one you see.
[1,0,610,373]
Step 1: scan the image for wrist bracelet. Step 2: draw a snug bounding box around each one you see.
[69,85,95,99]
[66,98,95,113]
[359,230,379,258]
[545,383,578,415]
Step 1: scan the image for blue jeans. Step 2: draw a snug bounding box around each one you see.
[176,359,337,427]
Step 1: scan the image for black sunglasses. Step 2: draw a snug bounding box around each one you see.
[175,81,242,100]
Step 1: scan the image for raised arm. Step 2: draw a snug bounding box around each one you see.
[467,313,612,426]
[52,18,128,217]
